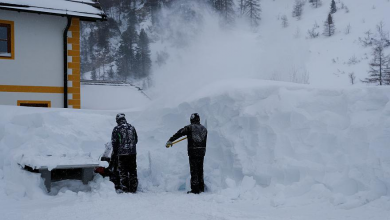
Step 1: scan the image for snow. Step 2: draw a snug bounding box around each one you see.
[81,84,151,110]
[1,0,390,219]
[1,80,390,219]
[0,0,105,19]
[149,0,390,90]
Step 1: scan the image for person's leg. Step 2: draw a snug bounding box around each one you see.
[198,156,205,192]
[189,156,200,193]
[118,155,130,192]
[128,154,138,193]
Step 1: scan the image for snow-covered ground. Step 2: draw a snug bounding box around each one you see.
[81,84,150,110]
[2,0,390,219]
[1,80,390,219]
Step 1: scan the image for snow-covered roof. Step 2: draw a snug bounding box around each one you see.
[0,0,106,21]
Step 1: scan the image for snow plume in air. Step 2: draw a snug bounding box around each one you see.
[149,0,309,104]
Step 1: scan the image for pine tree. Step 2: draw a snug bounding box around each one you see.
[323,13,335,37]
[330,0,337,14]
[374,22,390,48]
[91,68,97,81]
[146,0,161,25]
[115,8,138,81]
[135,29,152,79]
[240,0,245,16]
[212,0,235,24]
[362,45,389,85]
[308,22,320,38]
[96,21,110,51]
[244,0,261,27]
[108,65,115,79]
[281,15,288,28]
[292,0,304,20]
[311,0,322,8]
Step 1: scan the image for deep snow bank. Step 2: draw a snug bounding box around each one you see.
[1,80,390,208]
[81,84,150,110]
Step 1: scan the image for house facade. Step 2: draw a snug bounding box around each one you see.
[0,0,106,108]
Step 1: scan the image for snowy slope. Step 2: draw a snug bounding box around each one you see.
[1,80,390,220]
[148,0,390,93]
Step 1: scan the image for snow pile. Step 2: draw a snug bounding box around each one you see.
[1,80,390,209]
[81,84,151,110]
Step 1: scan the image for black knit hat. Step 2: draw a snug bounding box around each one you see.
[190,113,200,124]
[116,113,126,123]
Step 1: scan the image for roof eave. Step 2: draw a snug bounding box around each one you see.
[0,7,107,22]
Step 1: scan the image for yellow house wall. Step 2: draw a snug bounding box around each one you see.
[67,18,81,109]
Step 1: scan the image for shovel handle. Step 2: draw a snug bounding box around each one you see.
[171,137,187,146]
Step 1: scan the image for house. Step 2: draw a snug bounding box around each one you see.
[0,0,106,108]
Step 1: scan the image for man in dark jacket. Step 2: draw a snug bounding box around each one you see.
[166,113,208,194]
[111,113,138,193]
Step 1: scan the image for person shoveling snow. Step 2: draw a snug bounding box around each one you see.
[111,113,138,193]
[166,113,208,194]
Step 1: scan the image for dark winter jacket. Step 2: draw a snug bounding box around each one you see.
[169,122,208,157]
[111,119,138,155]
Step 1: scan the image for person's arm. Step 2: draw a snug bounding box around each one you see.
[169,126,189,142]
[109,128,119,169]
[133,126,138,145]
[111,128,119,155]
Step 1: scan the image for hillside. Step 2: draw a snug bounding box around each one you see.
[82,0,390,92]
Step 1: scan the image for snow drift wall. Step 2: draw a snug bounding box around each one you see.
[1,80,390,208]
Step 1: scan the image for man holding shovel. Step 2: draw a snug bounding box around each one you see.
[166,113,208,194]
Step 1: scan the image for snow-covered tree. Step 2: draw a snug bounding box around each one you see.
[323,13,335,37]
[292,0,305,20]
[91,68,97,81]
[212,0,235,24]
[359,30,373,47]
[330,0,337,14]
[116,16,138,80]
[308,22,320,38]
[310,0,322,8]
[240,0,245,16]
[281,15,288,28]
[243,0,261,27]
[374,22,390,48]
[345,23,351,34]
[108,65,115,79]
[146,0,161,25]
[349,72,356,85]
[135,29,152,79]
[362,45,389,85]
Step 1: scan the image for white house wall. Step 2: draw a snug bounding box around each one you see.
[0,10,68,108]
[0,10,67,87]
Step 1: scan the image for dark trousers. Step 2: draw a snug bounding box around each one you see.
[118,155,138,193]
[189,156,205,193]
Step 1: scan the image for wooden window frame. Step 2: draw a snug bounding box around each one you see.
[0,20,14,60]
[17,100,51,108]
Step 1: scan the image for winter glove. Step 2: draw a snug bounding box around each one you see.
[166,141,173,148]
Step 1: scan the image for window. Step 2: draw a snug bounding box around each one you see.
[0,20,14,59]
[17,101,51,108]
